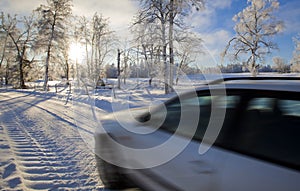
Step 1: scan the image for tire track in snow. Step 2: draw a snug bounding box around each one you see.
[0,92,103,190]
[0,119,25,191]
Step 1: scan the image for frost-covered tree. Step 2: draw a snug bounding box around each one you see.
[175,32,203,84]
[1,47,16,85]
[131,23,162,86]
[291,34,300,72]
[0,13,37,88]
[0,14,12,70]
[76,16,90,78]
[55,33,71,81]
[167,0,204,91]
[134,0,204,94]
[76,14,115,86]
[91,14,115,84]
[272,56,289,73]
[0,12,17,85]
[223,0,283,76]
[35,0,73,90]
[135,1,169,93]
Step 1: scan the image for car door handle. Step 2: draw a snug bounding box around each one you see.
[197,166,214,174]
[189,160,215,174]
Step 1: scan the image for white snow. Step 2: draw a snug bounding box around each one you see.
[0,76,174,190]
[1,73,299,190]
[0,91,103,190]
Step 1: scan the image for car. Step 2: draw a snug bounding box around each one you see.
[94,77,300,191]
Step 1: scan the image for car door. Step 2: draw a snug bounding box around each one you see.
[120,91,242,190]
[217,90,300,191]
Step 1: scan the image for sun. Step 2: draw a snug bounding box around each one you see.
[69,42,84,61]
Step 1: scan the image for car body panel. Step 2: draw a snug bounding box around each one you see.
[95,79,300,190]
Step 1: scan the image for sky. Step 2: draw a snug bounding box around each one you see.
[1,0,300,67]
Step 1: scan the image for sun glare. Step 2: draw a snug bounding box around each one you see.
[69,43,84,61]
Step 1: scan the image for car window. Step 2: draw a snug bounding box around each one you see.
[160,94,240,141]
[160,96,203,133]
[247,97,275,111]
[279,100,300,117]
[232,97,300,170]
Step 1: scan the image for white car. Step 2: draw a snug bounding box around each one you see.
[95,77,300,191]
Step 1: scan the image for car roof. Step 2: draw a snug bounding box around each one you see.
[196,77,300,93]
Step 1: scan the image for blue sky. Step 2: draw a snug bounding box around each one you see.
[1,0,299,67]
[197,0,300,66]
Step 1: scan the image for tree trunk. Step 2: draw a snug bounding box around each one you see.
[175,60,184,85]
[0,34,8,69]
[5,59,9,85]
[117,49,121,89]
[19,60,25,89]
[66,60,69,81]
[168,0,175,92]
[19,45,27,89]
[161,20,169,94]
[85,40,90,77]
[250,53,257,77]
[43,14,56,91]
[43,45,51,91]
[163,45,169,94]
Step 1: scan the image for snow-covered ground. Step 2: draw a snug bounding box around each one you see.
[1,73,299,190]
[0,90,104,190]
[0,78,171,190]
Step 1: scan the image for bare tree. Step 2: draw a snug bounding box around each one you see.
[35,0,73,90]
[0,42,15,86]
[132,22,163,86]
[167,0,204,91]
[91,14,115,84]
[77,16,90,77]
[272,56,289,73]
[74,14,115,87]
[56,34,71,81]
[0,13,37,88]
[174,32,203,84]
[291,34,300,72]
[0,13,12,70]
[222,0,283,76]
[0,12,16,82]
[134,0,204,93]
[137,0,169,93]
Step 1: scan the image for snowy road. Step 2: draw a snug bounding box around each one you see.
[0,90,104,190]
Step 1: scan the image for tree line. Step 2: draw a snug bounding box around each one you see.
[0,0,299,93]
